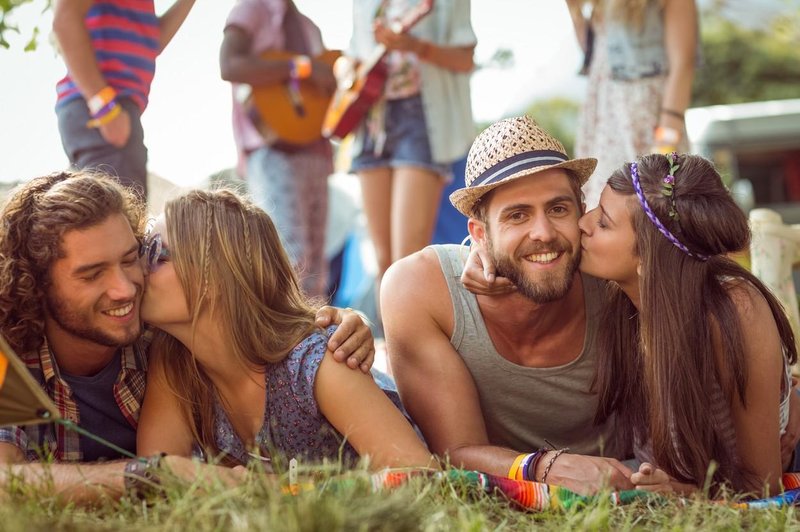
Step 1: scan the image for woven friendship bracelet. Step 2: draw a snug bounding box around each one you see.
[630,162,708,261]
[541,448,569,483]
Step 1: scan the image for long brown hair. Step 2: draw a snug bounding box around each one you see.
[151,189,320,458]
[593,154,797,493]
[0,171,145,354]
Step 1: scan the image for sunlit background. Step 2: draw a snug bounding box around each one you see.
[0,0,588,185]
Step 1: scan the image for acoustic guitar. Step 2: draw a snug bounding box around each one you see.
[247,49,341,146]
[321,0,434,140]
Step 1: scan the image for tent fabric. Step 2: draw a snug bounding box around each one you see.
[0,335,60,427]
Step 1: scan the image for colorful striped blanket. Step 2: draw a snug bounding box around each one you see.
[301,469,800,510]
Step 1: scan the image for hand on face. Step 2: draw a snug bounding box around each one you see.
[460,242,516,296]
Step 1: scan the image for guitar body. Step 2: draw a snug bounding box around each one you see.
[249,49,341,146]
[322,60,388,140]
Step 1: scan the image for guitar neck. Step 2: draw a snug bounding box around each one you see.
[355,43,389,79]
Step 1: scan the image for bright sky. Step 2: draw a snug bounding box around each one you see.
[0,0,584,185]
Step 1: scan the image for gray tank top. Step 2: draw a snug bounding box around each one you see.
[433,244,625,458]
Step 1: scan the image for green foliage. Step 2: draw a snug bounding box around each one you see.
[524,98,581,156]
[0,0,50,50]
[692,13,800,106]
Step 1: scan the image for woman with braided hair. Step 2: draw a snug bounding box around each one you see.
[462,153,797,495]
[136,189,435,471]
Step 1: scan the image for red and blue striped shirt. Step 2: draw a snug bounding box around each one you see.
[56,0,160,113]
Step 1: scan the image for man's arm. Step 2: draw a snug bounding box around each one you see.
[219,25,335,92]
[382,250,634,494]
[382,249,518,475]
[157,0,196,51]
[1,441,128,503]
[51,0,130,147]
[52,0,105,100]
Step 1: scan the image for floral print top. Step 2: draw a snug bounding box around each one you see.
[213,325,415,470]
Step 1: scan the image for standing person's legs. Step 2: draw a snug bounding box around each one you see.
[358,168,393,281]
[391,166,443,262]
[56,97,148,198]
[248,145,329,297]
[292,150,331,298]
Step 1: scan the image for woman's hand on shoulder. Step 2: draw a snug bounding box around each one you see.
[460,244,516,296]
[315,306,375,373]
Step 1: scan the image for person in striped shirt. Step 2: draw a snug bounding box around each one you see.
[52,0,195,199]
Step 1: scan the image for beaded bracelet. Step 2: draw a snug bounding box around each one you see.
[540,448,569,483]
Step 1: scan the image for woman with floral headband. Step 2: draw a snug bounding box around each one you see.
[464,153,797,496]
[136,189,435,471]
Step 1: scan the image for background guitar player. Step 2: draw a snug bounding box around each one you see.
[342,0,477,314]
[221,0,335,298]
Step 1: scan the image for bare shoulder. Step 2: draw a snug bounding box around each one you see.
[723,278,773,326]
[381,247,456,350]
[717,278,783,378]
[382,248,450,310]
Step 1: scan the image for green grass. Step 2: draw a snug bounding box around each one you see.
[1,464,798,531]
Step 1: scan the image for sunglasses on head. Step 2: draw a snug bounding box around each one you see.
[140,232,170,272]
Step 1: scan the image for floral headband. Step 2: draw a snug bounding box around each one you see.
[630,153,708,261]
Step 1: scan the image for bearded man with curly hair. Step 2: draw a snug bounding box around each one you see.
[0,171,375,503]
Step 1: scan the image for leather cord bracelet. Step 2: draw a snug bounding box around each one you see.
[660,107,685,121]
[540,448,569,483]
[124,452,167,498]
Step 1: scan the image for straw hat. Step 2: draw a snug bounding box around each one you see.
[450,116,597,217]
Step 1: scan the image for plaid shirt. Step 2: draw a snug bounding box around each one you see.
[0,333,150,462]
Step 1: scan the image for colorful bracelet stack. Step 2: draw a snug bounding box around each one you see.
[289,55,312,81]
[507,450,546,482]
[86,86,121,129]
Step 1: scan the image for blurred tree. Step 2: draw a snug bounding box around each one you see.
[0,0,49,50]
[524,98,580,156]
[692,9,800,106]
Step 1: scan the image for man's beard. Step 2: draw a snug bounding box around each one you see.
[46,291,141,348]
[487,235,581,304]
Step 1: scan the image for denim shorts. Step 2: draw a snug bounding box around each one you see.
[351,94,451,180]
[56,96,148,195]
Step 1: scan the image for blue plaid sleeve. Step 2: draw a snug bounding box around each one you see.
[0,425,28,457]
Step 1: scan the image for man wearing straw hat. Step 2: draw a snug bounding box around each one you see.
[0,171,375,503]
[382,116,635,494]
